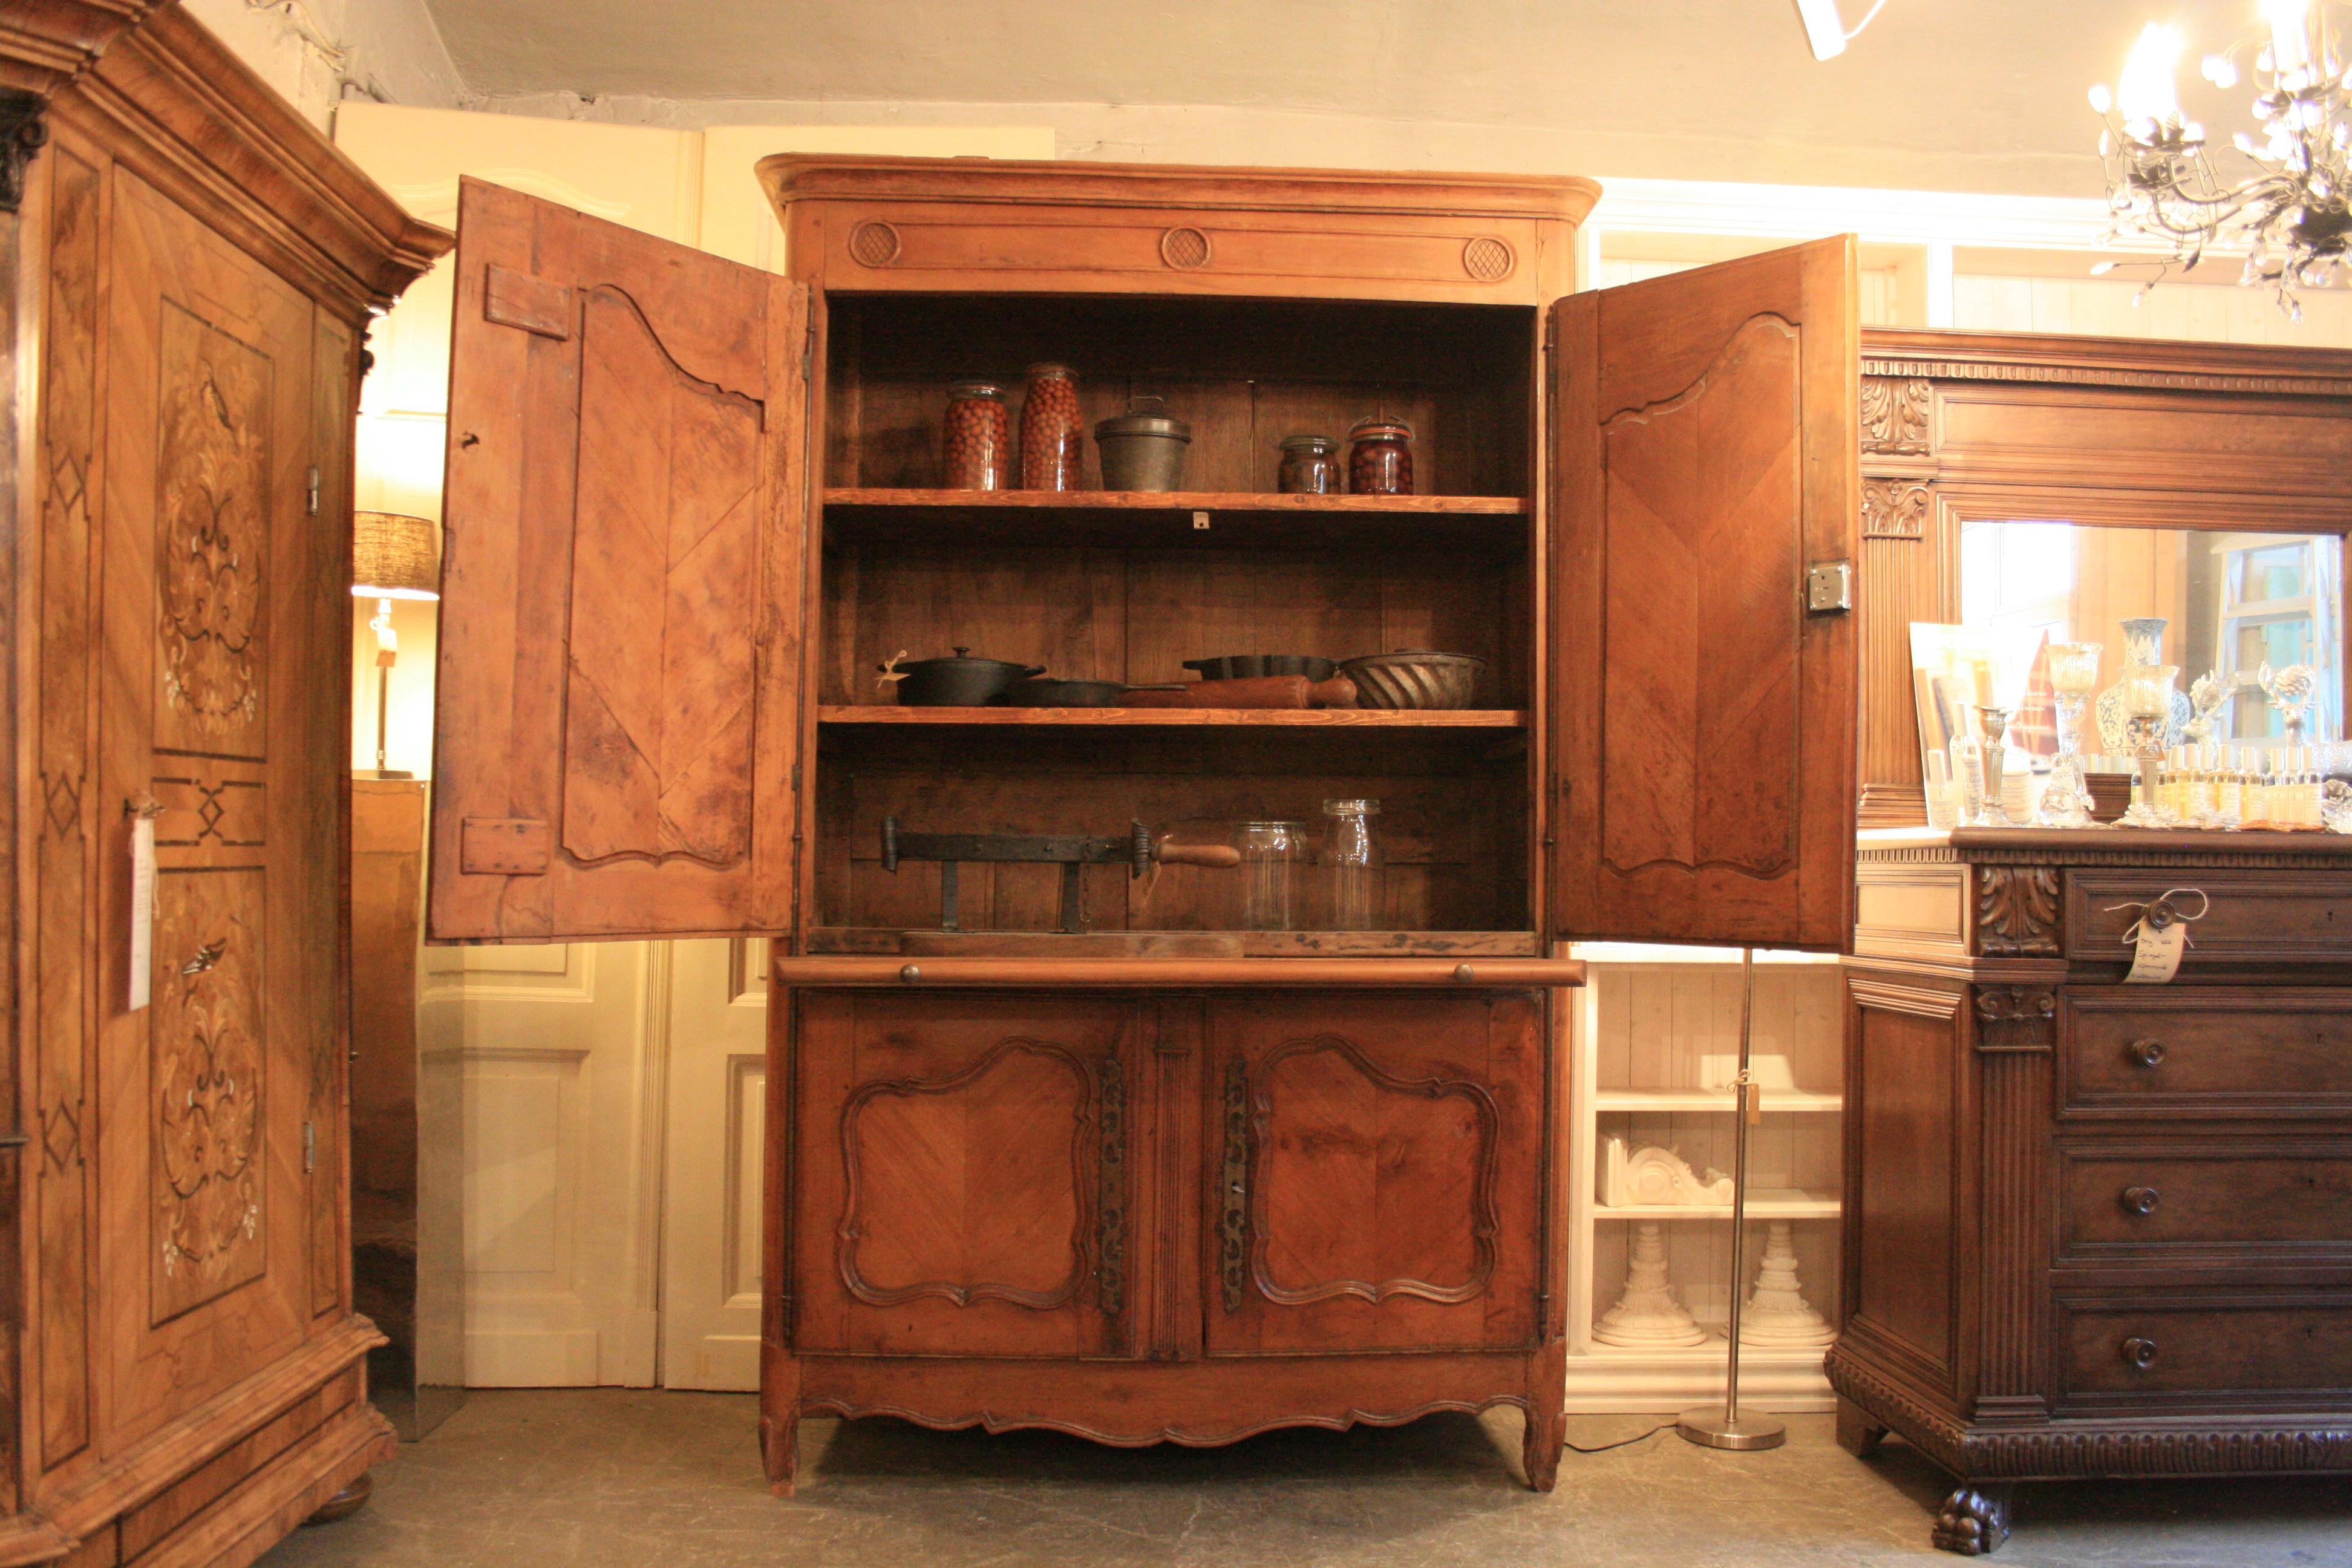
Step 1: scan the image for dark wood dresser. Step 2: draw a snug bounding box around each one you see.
[1833,826,2352,1555]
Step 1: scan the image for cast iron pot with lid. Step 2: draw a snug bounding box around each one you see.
[881,648,1044,706]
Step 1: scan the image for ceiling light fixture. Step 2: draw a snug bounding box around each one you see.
[1792,0,1890,62]
[2090,1,2352,314]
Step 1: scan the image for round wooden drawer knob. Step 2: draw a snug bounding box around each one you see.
[2122,1336,2160,1370]
[2121,1186,2161,1215]
[2127,1037,2167,1069]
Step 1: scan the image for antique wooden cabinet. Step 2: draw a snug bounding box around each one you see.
[1833,333,2352,1554]
[0,5,447,1566]
[425,158,1861,1490]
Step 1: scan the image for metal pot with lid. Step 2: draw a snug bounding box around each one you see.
[880,647,1045,706]
[1094,396,1191,491]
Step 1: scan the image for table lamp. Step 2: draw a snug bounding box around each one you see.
[352,510,439,780]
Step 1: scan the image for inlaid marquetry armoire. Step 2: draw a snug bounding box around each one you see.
[423,157,1861,1491]
[0,7,446,1564]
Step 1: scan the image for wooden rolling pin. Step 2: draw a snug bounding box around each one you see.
[1123,674,1358,710]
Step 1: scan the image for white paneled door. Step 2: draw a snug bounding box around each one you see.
[658,941,771,1389]
[420,941,666,1385]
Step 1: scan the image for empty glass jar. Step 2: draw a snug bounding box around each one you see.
[1318,799,1384,930]
[1236,820,1307,930]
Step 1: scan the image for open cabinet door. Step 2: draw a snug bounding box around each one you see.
[1550,237,1858,952]
[429,177,811,942]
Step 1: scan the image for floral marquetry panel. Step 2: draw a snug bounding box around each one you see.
[148,869,268,1322]
[154,302,272,759]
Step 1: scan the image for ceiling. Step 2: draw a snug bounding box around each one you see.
[420,1,2271,197]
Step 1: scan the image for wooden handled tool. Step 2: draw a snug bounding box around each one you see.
[1125,675,1359,710]
[1155,843,1242,867]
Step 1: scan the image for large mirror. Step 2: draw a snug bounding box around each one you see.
[1958,520,2345,745]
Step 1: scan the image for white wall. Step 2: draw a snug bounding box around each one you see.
[183,0,469,129]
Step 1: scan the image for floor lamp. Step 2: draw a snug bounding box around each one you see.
[353,510,440,780]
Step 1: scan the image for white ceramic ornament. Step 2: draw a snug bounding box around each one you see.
[1602,1136,1736,1207]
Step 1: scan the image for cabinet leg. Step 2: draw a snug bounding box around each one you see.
[1835,1395,1888,1457]
[762,1347,802,1497]
[1932,1483,2013,1556]
[302,1472,373,1526]
[1521,1402,1563,1492]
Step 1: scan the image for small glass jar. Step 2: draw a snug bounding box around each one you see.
[1347,417,1415,496]
[1277,434,1341,495]
[1318,799,1385,931]
[942,381,1011,491]
[1235,820,1307,930]
[1018,363,1083,491]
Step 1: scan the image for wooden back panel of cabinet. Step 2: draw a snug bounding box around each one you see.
[428,180,812,943]
[760,157,1595,304]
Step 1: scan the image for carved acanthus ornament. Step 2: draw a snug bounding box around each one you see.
[1862,478,1932,540]
[1861,376,1932,455]
[0,91,48,214]
[1975,866,2062,957]
[1972,985,2059,1052]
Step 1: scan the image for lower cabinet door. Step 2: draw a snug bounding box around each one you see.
[1206,992,1546,1354]
[791,992,1138,1357]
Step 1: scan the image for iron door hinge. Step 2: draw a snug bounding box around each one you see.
[302,1120,316,1172]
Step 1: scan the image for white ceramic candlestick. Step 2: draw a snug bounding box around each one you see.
[1592,1223,1705,1347]
[1736,1221,1837,1347]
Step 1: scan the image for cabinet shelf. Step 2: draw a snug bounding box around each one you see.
[823,488,1530,551]
[818,704,1527,730]
[1593,1089,1843,1113]
[1592,1189,1840,1220]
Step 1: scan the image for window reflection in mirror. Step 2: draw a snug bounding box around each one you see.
[1959,521,2344,743]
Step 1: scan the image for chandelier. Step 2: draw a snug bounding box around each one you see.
[2089,1,2352,314]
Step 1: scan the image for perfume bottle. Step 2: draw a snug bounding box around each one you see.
[2217,746,2244,819]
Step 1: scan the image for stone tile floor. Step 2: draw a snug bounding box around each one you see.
[261,1390,2352,1567]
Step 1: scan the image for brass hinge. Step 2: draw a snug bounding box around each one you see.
[305,466,321,516]
[302,1120,316,1172]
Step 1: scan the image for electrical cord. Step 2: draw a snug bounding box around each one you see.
[1562,1423,1673,1454]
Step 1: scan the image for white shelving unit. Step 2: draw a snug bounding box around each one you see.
[1563,943,1847,1414]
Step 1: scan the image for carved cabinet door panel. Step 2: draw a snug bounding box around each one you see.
[789,993,1140,1358]
[1550,237,1860,952]
[1204,993,1544,1355]
[429,178,811,943]
[91,169,333,1451]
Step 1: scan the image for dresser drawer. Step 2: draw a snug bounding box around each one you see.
[2059,1296,2352,1403]
[2059,1143,2352,1265]
[2060,990,2352,1119]
[2067,870,2352,966]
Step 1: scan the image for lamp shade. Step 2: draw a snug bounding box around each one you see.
[352,510,440,600]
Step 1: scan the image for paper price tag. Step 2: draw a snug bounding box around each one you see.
[128,815,155,1011]
[2124,918,2186,984]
